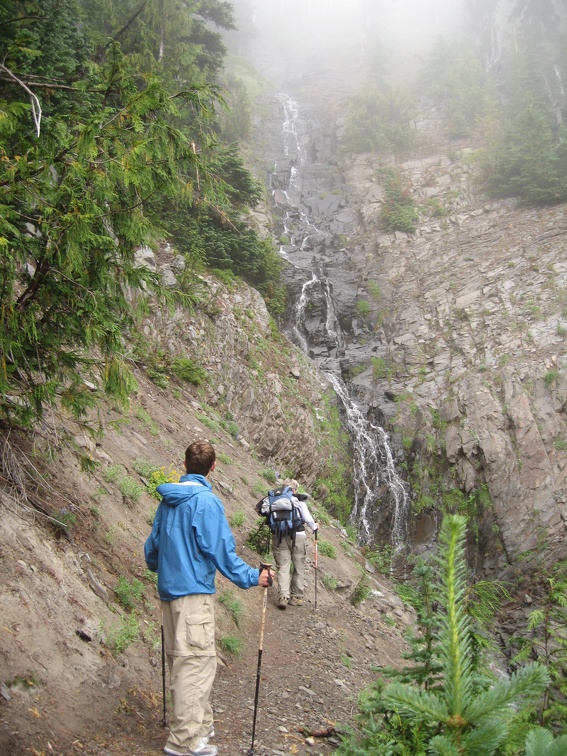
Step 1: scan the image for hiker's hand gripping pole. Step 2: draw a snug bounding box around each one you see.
[248,563,273,756]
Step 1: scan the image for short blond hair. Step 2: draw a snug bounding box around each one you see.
[283,478,299,491]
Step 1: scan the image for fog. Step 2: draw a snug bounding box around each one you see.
[241,0,467,91]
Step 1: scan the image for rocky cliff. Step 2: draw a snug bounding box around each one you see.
[261,92,567,574]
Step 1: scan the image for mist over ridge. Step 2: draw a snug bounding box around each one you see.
[242,0,466,90]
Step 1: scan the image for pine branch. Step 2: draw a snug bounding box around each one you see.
[0,77,90,91]
[0,64,41,136]
[382,682,449,723]
[464,663,549,721]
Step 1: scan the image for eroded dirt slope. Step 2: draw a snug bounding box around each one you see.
[0,366,410,756]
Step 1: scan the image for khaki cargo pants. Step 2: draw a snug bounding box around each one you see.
[162,594,217,753]
[273,530,307,601]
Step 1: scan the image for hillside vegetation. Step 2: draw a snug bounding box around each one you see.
[0,0,283,431]
[2,1,567,754]
[0,271,407,755]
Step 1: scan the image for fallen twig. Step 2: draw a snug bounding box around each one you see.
[298,725,337,739]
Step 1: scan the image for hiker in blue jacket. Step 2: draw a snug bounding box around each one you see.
[145,440,274,756]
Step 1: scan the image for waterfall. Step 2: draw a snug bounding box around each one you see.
[271,93,410,553]
[292,274,318,353]
[326,373,410,554]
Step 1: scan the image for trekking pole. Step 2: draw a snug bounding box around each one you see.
[248,563,272,756]
[161,608,167,727]
[314,529,318,611]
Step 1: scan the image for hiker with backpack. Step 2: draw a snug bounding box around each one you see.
[262,478,318,610]
[144,440,275,756]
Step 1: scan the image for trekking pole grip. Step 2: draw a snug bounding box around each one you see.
[260,562,273,586]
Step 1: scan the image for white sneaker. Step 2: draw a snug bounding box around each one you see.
[190,738,218,755]
[164,739,218,756]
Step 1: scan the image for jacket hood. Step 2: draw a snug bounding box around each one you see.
[156,474,211,507]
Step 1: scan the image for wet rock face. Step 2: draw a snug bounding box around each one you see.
[264,93,567,569]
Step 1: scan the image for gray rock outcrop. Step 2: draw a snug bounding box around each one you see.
[262,93,567,570]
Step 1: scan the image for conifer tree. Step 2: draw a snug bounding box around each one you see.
[336,516,550,755]
[0,0,261,427]
[382,516,549,754]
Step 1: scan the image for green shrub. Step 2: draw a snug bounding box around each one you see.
[356,299,371,319]
[365,544,393,575]
[322,573,338,591]
[341,541,354,558]
[197,414,220,433]
[260,468,277,485]
[246,520,271,556]
[252,481,267,498]
[349,365,366,378]
[310,504,332,527]
[230,510,245,528]
[104,526,116,545]
[507,564,567,730]
[101,613,140,655]
[144,569,158,588]
[340,653,353,669]
[104,463,126,484]
[170,357,207,386]
[524,728,567,755]
[318,539,337,559]
[218,590,245,628]
[544,369,559,387]
[379,166,419,233]
[350,574,373,606]
[367,281,381,301]
[143,620,162,652]
[115,576,145,610]
[119,475,145,502]
[313,393,353,524]
[6,674,40,690]
[210,267,237,288]
[223,420,240,438]
[133,461,181,499]
[54,508,77,532]
[218,635,244,656]
[135,406,159,435]
[147,368,169,389]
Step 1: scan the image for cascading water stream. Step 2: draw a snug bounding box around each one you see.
[326,373,409,554]
[271,92,410,554]
[291,274,317,353]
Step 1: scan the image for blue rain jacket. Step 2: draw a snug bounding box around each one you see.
[144,474,259,600]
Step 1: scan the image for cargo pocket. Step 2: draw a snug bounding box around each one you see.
[185,613,215,656]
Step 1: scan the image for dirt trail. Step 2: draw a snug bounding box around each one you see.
[0,370,410,756]
[64,567,407,756]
